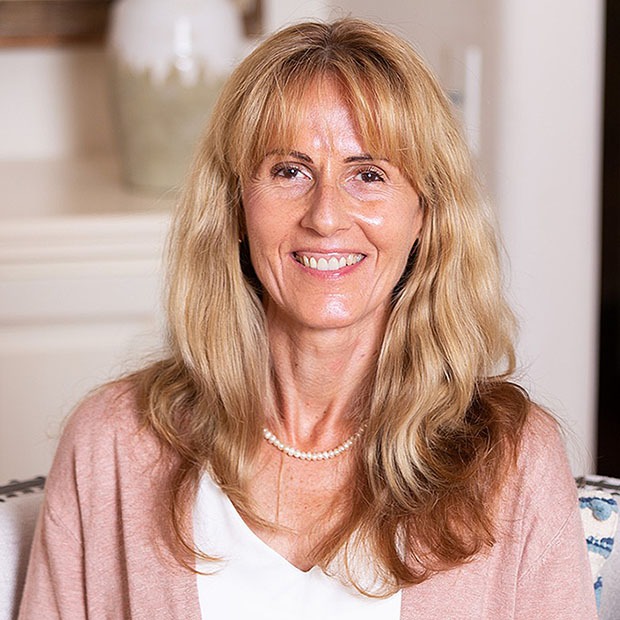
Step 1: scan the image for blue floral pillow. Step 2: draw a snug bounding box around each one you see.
[576,476,620,610]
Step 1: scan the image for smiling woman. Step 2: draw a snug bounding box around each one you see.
[18,17,597,620]
[243,78,422,333]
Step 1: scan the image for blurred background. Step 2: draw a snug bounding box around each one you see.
[0,0,611,481]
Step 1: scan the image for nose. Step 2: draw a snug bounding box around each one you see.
[300,181,352,236]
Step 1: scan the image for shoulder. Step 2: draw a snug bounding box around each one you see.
[61,380,142,439]
[45,381,169,512]
[500,405,583,571]
[515,405,572,492]
[502,403,576,509]
[491,403,575,536]
[58,380,160,462]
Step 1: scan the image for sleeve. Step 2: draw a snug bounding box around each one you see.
[18,504,87,620]
[513,412,598,619]
[17,383,197,620]
[17,385,120,620]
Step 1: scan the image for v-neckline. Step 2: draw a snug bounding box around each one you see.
[193,472,404,619]
[202,473,320,576]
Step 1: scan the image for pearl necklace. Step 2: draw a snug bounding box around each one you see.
[262,425,366,461]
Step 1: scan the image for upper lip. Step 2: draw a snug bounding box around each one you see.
[292,249,366,256]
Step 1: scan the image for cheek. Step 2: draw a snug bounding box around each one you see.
[241,188,264,236]
[409,206,424,245]
[400,194,424,245]
[242,184,297,243]
[373,205,424,263]
[246,234,276,283]
[242,190,276,263]
[243,220,292,292]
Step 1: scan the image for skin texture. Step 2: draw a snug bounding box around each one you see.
[241,78,423,570]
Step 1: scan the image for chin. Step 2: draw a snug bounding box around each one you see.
[293,304,388,333]
[265,294,390,333]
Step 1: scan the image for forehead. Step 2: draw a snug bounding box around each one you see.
[265,77,383,160]
[237,71,417,186]
[266,78,369,155]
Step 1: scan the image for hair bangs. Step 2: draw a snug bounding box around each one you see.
[330,66,422,190]
[222,41,428,192]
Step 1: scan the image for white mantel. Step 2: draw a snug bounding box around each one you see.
[0,158,171,481]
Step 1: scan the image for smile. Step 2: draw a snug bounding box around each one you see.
[293,252,365,272]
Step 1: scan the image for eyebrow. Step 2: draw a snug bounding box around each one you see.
[344,154,375,163]
[265,150,385,164]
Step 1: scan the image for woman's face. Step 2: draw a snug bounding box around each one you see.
[242,78,423,334]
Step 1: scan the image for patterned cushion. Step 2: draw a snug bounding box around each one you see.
[576,475,620,611]
[0,477,46,619]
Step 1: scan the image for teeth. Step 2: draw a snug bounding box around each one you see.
[328,257,340,270]
[295,253,364,271]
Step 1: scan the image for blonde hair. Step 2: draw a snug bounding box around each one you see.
[133,18,529,594]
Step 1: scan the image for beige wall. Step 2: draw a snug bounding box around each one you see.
[0,0,604,476]
[332,0,604,470]
[488,0,603,471]
[0,48,113,160]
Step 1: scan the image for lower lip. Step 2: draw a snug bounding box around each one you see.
[291,254,365,276]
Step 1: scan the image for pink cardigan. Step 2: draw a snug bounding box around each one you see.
[19,384,597,619]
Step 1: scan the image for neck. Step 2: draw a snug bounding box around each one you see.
[264,308,386,449]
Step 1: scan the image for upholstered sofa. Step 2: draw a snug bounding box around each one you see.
[576,475,620,618]
[0,478,45,620]
[1,476,619,619]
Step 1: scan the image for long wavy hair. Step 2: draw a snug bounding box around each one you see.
[132,18,529,594]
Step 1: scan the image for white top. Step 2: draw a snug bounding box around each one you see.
[193,473,401,620]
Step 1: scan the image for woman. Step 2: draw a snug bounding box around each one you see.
[19,18,596,619]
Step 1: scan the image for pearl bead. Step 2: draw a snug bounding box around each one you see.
[262,424,366,461]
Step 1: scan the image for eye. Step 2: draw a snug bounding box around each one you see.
[355,166,386,183]
[270,163,312,181]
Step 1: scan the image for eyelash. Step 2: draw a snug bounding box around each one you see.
[269,163,387,183]
[270,163,309,180]
[356,166,386,183]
